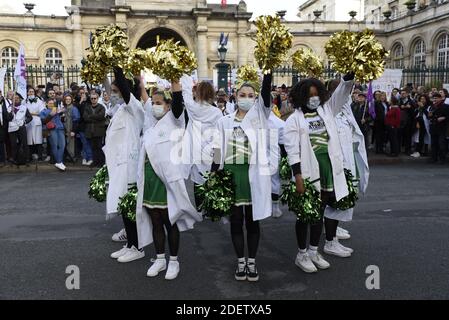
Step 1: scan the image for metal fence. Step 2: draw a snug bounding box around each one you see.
[2,64,449,94]
[1,65,83,93]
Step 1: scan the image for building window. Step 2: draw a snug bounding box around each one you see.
[45,48,63,66]
[1,47,18,67]
[392,43,404,68]
[437,33,449,68]
[413,40,426,67]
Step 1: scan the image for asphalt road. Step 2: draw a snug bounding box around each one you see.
[1,164,449,300]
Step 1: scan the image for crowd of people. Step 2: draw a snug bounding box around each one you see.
[0,76,116,170]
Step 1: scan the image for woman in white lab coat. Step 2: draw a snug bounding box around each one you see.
[104,67,145,264]
[25,87,45,160]
[180,75,223,208]
[268,111,285,218]
[136,80,202,281]
[323,80,370,248]
[284,73,354,274]
[210,73,275,282]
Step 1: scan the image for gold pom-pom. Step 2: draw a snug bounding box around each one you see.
[123,48,154,79]
[253,15,293,74]
[235,65,261,93]
[291,48,324,79]
[81,55,109,85]
[150,39,198,81]
[90,24,129,67]
[325,29,389,82]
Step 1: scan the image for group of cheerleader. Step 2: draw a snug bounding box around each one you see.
[102,62,369,282]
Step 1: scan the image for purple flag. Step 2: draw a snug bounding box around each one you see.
[367,81,376,120]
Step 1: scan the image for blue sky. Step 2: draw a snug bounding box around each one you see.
[0,0,304,21]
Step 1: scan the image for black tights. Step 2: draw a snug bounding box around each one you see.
[295,191,335,250]
[149,208,179,256]
[122,214,139,249]
[230,205,260,259]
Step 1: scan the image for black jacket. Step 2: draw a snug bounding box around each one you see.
[374,100,389,125]
[0,100,14,141]
[428,103,449,135]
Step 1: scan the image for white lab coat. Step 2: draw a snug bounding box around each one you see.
[412,108,431,145]
[213,96,276,221]
[324,97,370,221]
[284,79,354,202]
[103,94,144,216]
[136,99,202,249]
[25,99,45,145]
[268,111,285,195]
[180,75,224,185]
[8,105,28,133]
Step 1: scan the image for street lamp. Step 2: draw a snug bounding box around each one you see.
[216,43,229,93]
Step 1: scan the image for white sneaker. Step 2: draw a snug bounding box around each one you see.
[324,240,351,258]
[32,154,38,160]
[60,163,66,170]
[86,160,93,166]
[112,228,127,242]
[337,227,351,240]
[117,246,145,263]
[54,163,65,171]
[146,258,167,277]
[308,250,330,269]
[334,238,354,254]
[82,159,88,166]
[165,260,180,280]
[44,156,51,162]
[110,245,129,259]
[272,202,283,218]
[411,152,420,158]
[295,252,318,273]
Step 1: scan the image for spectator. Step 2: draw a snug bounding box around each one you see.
[411,94,431,158]
[24,87,46,161]
[36,85,46,101]
[398,89,416,155]
[83,92,106,167]
[8,93,32,165]
[47,89,56,100]
[351,93,372,148]
[39,98,66,171]
[75,87,93,166]
[385,97,401,157]
[0,94,13,166]
[428,93,449,164]
[374,92,389,154]
[279,91,294,121]
[391,88,400,101]
[439,88,449,105]
[62,94,80,161]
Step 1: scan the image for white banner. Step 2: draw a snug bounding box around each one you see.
[371,69,403,101]
[14,44,27,99]
[0,67,6,94]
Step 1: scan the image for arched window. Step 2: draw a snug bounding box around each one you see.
[45,48,63,66]
[391,43,404,68]
[413,40,426,67]
[437,33,449,68]
[1,47,18,67]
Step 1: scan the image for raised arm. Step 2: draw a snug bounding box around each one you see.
[113,67,131,105]
[171,79,184,119]
[327,72,355,117]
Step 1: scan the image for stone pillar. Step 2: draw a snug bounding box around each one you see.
[194,9,211,81]
[235,8,252,67]
[66,6,83,65]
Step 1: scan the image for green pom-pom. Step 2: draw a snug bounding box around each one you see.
[88,165,108,202]
[195,170,235,222]
[118,185,138,222]
[280,179,322,223]
[331,169,358,210]
[279,156,291,181]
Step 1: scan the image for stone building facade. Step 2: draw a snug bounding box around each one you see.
[0,0,448,88]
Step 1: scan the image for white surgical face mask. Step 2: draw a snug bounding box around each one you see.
[152,105,166,119]
[110,93,124,106]
[307,96,321,110]
[28,95,35,100]
[238,98,254,111]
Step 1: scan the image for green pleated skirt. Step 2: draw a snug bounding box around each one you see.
[223,163,252,206]
[315,152,334,192]
[143,159,168,209]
